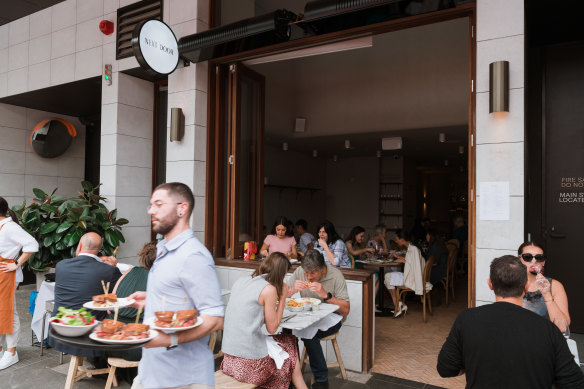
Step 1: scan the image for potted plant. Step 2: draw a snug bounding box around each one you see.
[11,181,128,276]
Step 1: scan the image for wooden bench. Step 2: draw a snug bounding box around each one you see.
[214,370,257,388]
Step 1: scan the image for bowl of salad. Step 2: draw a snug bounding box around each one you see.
[50,307,99,337]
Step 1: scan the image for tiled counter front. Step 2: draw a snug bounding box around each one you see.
[215,262,374,372]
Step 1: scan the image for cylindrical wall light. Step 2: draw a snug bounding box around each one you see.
[333,154,338,162]
[444,159,449,166]
[344,139,351,149]
[439,133,446,143]
[282,142,288,151]
[489,61,509,113]
[312,149,318,158]
[376,150,382,158]
[458,145,465,154]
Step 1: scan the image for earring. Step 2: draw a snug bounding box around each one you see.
[178,212,183,217]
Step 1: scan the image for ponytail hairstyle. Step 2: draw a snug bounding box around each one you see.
[252,252,291,299]
[0,196,18,223]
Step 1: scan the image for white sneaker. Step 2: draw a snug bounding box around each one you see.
[0,351,18,370]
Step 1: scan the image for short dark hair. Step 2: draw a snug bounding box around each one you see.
[295,219,307,230]
[154,182,195,218]
[0,196,19,223]
[518,241,544,256]
[270,216,290,235]
[302,249,326,272]
[138,241,157,270]
[316,220,341,244]
[489,255,527,298]
[394,228,410,241]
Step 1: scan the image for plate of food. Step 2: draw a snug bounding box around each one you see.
[90,319,158,344]
[83,294,135,311]
[286,297,321,312]
[50,307,99,337]
[143,309,203,332]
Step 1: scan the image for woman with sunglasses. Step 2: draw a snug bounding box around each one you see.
[518,242,570,331]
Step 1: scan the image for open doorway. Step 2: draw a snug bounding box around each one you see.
[206,6,474,387]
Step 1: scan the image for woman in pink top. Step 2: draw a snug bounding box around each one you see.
[260,216,298,259]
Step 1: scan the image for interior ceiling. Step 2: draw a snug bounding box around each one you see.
[0,77,102,118]
[0,0,65,26]
[251,18,469,162]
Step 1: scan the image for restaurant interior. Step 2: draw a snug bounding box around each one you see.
[236,16,471,386]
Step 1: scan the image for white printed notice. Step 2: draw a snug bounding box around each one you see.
[479,182,510,220]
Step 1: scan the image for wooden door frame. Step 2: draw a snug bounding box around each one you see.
[205,2,477,306]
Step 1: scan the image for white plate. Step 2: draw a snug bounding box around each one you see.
[89,329,159,344]
[143,316,204,332]
[289,259,298,264]
[83,298,136,311]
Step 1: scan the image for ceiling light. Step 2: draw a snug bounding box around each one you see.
[439,133,446,143]
[382,137,402,150]
[344,139,351,149]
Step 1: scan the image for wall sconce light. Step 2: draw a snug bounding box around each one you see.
[282,142,288,151]
[170,108,184,142]
[439,133,446,143]
[376,150,382,158]
[312,149,318,158]
[444,159,449,166]
[458,145,465,154]
[489,60,509,113]
[333,154,338,162]
[344,139,351,149]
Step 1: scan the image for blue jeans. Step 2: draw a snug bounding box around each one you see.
[301,321,343,383]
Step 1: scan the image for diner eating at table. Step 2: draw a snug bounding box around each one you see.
[0,196,39,370]
[426,228,448,286]
[287,249,350,388]
[368,224,389,255]
[260,216,298,259]
[221,252,307,389]
[314,220,351,268]
[295,219,315,255]
[345,226,376,266]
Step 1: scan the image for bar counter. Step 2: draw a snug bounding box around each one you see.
[213,258,375,372]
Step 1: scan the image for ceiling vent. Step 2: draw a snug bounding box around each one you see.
[116,0,162,60]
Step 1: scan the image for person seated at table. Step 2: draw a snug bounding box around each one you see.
[221,252,308,389]
[287,249,350,389]
[314,220,351,268]
[345,226,375,266]
[48,232,122,362]
[383,229,426,318]
[295,219,315,255]
[409,217,427,246]
[368,224,389,255]
[105,241,155,383]
[518,241,570,332]
[427,229,448,286]
[260,216,298,259]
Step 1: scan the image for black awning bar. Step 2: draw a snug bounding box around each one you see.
[303,0,405,22]
[178,9,297,63]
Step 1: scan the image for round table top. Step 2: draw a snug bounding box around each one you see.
[49,328,147,351]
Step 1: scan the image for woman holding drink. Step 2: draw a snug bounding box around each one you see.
[518,242,570,332]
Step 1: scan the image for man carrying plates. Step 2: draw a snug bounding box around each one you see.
[129,183,224,389]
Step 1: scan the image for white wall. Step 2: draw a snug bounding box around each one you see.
[0,103,85,208]
[474,0,525,305]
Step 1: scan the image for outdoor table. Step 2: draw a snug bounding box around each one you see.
[31,280,55,341]
[50,327,147,389]
[356,259,404,316]
[278,302,340,332]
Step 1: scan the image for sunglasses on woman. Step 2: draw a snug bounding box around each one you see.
[520,253,545,262]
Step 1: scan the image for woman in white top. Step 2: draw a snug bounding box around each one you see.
[0,196,39,370]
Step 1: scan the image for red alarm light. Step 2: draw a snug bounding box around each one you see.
[99,20,114,35]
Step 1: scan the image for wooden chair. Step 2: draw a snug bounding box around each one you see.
[347,252,356,269]
[396,255,435,322]
[441,240,459,306]
[209,330,224,359]
[214,370,257,388]
[300,331,347,380]
[104,357,140,389]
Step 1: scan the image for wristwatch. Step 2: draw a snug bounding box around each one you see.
[323,292,333,302]
[167,333,179,350]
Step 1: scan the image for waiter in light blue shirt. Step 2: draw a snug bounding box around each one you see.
[129,183,224,389]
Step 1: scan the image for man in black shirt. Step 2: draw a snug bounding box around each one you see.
[437,255,584,388]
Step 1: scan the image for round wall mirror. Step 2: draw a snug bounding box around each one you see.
[30,118,77,158]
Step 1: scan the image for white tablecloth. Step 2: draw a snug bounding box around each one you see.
[31,281,55,341]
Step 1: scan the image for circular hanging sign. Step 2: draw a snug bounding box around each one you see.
[132,19,179,75]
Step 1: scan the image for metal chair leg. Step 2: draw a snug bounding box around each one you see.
[40,312,48,356]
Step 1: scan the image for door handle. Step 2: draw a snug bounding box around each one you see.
[549,232,566,239]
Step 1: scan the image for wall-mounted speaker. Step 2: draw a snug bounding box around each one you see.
[294,118,306,133]
[170,108,185,142]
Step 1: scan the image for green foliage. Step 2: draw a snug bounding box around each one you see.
[12,181,128,272]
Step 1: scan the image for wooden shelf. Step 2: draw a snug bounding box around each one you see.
[264,184,321,199]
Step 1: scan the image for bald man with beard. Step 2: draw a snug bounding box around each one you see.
[48,232,122,359]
